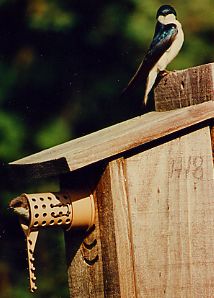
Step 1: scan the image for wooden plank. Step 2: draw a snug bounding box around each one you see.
[210,125,214,163]
[154,63,214,111]
[124,126,214,296]
[108,159,136,297]
[94,159,137,297]
[63,159,136,297]
[9,101,214,179]
[95,164,121,297]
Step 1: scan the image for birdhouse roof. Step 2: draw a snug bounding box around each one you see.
[9,101,214,179]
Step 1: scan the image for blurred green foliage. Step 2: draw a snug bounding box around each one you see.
[0,0,213,297]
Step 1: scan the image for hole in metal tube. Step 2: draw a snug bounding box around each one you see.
[57,219,62,225]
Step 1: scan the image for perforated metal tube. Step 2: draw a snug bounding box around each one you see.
[16,191,95,292]
[27,192,72,229]
[23,192,95,231]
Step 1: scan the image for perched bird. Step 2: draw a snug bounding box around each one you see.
[122,5,184,106]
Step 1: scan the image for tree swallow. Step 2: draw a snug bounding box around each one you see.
[122,5,184,106]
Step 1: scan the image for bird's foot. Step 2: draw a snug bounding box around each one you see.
[158,70,170,78]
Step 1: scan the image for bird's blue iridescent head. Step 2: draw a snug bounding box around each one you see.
[156,5,177,19]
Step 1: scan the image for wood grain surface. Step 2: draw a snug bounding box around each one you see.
[154,63,214,111]
[124,126,214,296]
[9,101,214,179]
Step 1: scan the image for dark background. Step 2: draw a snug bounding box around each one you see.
[0,0,213,297]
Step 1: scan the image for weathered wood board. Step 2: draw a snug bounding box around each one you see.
[65,161,136,297]
[64,125,214,297]
[9,101,214,179]
[124,126,214,297]
[107,159,136,297]
[154,63,214,111]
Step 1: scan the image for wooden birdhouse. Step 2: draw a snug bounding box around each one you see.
[8,63,214,297]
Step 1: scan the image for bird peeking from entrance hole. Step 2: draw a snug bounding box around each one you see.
[122,5,184,108]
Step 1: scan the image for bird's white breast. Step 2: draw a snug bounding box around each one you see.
[157,17,184,71]
[144,17,184,104]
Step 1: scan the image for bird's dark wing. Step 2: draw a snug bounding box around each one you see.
[122,22,178,96]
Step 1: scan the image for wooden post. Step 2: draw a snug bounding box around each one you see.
[154,62,214,161]
[154,63,214,111]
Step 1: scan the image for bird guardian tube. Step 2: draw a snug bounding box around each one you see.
[10,192,95,292]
